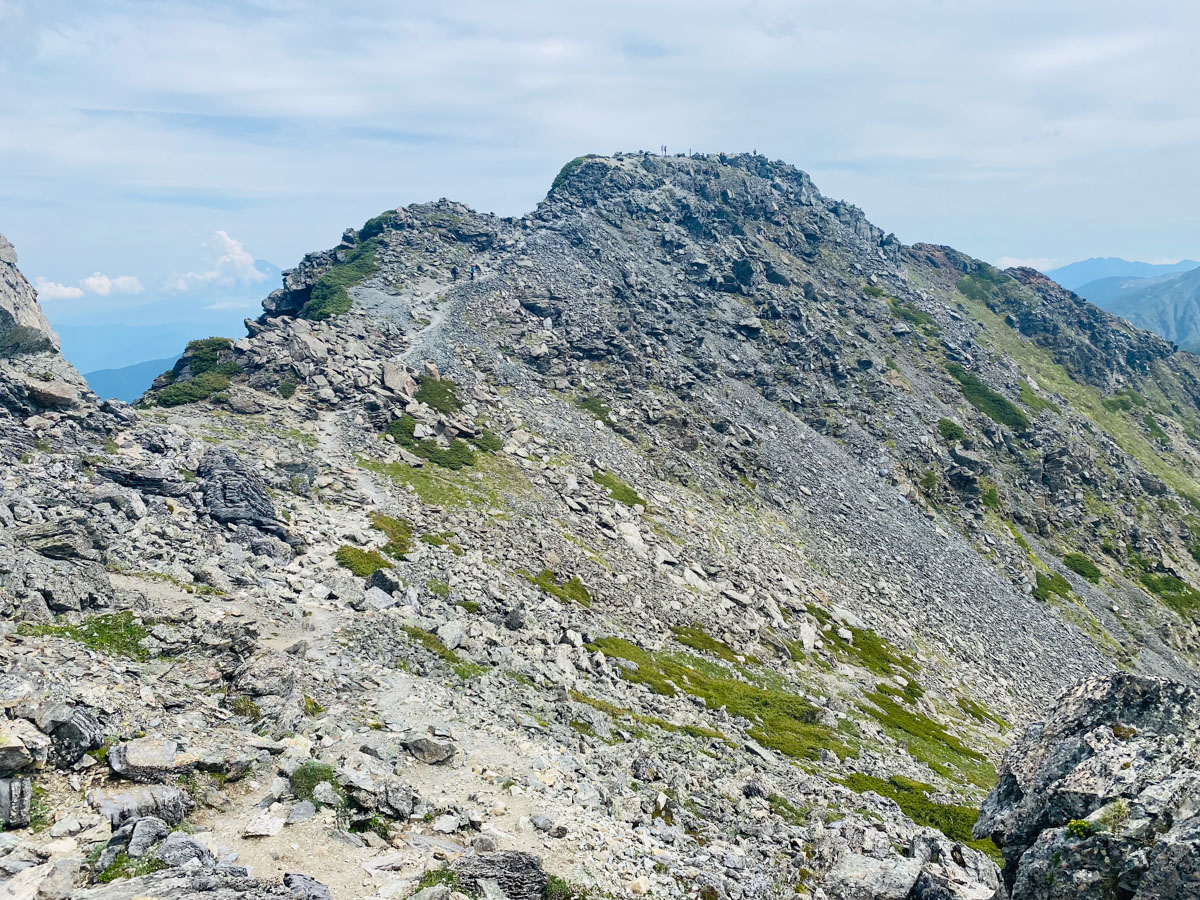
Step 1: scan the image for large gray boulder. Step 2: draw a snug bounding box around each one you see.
[197,447,288,538]
[975,673,1200,899]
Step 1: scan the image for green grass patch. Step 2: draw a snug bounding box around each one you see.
[888,298,939,333]
[402,625,487,679]
[576,395,614,427]
[359,452,523,509]
[1139,572,1200,617]
[300,239,379,320]
[415,377,463,414]
[96,852,167,884]
[767,792,812,826]
[335,546,391,577]
[370,512,413,558]
[937,418,964,442]
[807,606,918,678]
[550,156,592,194]
[290,760,345,805]
[386,414,477,469]
[957,696,1009,730]
[568,690,727,743]
[419,532,464,555]
[837,774,1000,862]
[277,376,297,399]
[671,625,741,663]
[946,363,1029,431]
[956,288,1200,500]
[524,569,592,607]
[1019,381,1059,414]
[1144,413,1168,440]
[860,689,993,788]
[1063,553,1102,583]
[18,611,150,660]
[1033,571,1072,602]
[181,337,240,378]
[589,636,850,760]
[592,469,646,508]
[303,695,325,717]
[427,579,451,598]
[1101,389,1148,413]
[230,696,262,721]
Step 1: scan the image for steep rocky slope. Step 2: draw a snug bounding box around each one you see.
[2,153,1200,899]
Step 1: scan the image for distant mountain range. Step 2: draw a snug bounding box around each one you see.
[1073,267,1200,352]
[84,355,179,403]
[1045,257,1199,291]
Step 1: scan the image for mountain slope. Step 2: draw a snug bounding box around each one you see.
[1077,265,1200,351]
[3,155,1200,899]
[1046,256,1198,290]
[84,355,179,402]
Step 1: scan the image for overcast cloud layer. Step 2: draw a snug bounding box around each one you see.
[2,0,1198,347]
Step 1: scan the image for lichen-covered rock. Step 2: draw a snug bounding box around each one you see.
[975,673,1200,899]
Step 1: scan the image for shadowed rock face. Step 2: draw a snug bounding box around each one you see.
[975,673,1200,899]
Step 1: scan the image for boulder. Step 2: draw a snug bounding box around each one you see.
[0,718,50,775]
[89,783,194,826]
[108,737,199,783]
[197,447,288,538]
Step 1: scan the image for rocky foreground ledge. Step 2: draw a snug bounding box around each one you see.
[976,673,1200,899]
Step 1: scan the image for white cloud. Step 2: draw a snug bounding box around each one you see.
[166,230,266,292]
[203,298,257,310]
[80,272,143,295]
[995,256,1059,272]
[34,277,84,300]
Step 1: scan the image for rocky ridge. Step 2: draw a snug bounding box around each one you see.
[1,153,1199,899]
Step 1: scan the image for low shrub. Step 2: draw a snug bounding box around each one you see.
[937,418,964,442]
[1063,553,1101,583]
[946,363,1029,431]
[335,546,391,577]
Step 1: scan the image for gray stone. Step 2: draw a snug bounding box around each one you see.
[0,777,32,828]
[127,815,169,857]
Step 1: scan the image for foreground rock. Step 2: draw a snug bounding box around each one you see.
[975,673,1200,899]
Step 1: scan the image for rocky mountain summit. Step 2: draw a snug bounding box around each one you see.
[2,153,1200,899]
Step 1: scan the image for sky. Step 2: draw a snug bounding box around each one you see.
[2,0,1199,370]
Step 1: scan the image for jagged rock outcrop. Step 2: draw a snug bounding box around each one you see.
[0,232,91,414]
[975,673,1200,898]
